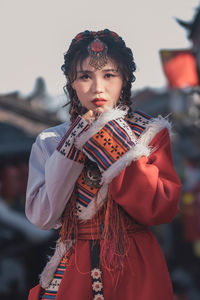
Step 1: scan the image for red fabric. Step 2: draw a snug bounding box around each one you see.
[28,236,174,300]
[28,129,181,300]
[110,128,181,226]
[160,49,198,88]
[77,217,148,240]
[28,284,42,299]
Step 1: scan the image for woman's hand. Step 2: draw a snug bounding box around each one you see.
[82,110,96,124]
[82,106,112,124]
[82,109,102,124]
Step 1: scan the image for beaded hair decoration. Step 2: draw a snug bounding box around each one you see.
[70,29,123,69]
[87,38,108,69]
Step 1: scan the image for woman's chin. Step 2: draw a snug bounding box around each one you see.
[94,107,105,113]
[93,105,113,114]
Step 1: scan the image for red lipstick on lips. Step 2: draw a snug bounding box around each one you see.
[92,98,107,107]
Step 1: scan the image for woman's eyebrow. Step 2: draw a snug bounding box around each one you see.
[77,70,92,73]
[77,68,119,73]
[102,68,118,72]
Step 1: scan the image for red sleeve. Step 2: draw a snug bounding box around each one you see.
[109,128,182,226]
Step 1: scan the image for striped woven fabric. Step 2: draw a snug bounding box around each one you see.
[128,110,152,138]
[75,113,152,216]
[77,182,97,207]
[40,255,69,299]
[75,160,100,215]
[65,144,85,163]
[57,116,89,163]
[82,119,135,172]
[57,116,82,150]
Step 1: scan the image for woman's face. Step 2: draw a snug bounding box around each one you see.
[71,56,124,113]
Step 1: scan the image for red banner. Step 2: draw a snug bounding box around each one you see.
[160,49,199,88]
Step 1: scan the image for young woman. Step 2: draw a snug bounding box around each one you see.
[26,29,181,300]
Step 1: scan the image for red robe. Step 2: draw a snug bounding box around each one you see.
[28,127,181,300]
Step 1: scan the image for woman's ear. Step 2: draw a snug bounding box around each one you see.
[122,74,128,88]
[71,82,75,90]
[123,79,127,88]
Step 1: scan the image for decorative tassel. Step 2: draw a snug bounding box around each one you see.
[100,186,130,273]
[59,183,132,277]
[59,187,78,246]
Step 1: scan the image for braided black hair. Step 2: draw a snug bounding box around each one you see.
[61,29,136,121]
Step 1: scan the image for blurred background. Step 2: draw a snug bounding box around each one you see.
[0,0,200,299]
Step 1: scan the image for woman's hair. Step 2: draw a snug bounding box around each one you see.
[61,29,136,121]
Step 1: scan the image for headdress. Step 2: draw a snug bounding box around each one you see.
[68,29,123,70]
[71,29,122,44]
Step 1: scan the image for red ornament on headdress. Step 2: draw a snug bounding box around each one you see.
[88,38,108,69]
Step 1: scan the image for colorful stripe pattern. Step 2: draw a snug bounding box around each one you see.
[82,118,136,173]
[40,254,70,299]
[128,110,152,138]
[76,161,100,215]
[75,113,152,216]
[57,116,89,163]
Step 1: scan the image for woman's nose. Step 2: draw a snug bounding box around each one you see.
[91,78,104,94]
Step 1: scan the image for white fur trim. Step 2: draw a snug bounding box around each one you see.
[139,115,171,146]
[101,115,171,184]
[40,240,71,289]
[75,107,127,150]
[101,143,151,184]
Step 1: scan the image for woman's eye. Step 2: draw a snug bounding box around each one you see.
[105,73,114,78]
[80,74,90,79]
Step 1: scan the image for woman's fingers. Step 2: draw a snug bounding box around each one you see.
[82,110,96,124]
[82,105,112,124]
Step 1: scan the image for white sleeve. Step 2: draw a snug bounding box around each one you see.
[25,137,84,230]
[25,117,89,230]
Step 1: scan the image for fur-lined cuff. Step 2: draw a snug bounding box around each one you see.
[75,107,128,150]
[101,115,171,184]
[101,142,151,184]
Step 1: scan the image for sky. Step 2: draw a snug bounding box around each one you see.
[0,0,200,96]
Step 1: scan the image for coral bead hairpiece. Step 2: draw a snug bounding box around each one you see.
[87,38,108,69]
[71,29,122,44]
